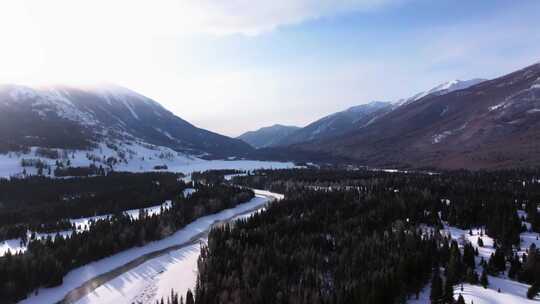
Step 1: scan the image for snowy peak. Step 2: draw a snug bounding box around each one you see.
[345,101,391,113]
[0,83,252,158]
[292,61,540,169]
[0,83,165,124]
[422,78,487,97]
[396,78,487,106]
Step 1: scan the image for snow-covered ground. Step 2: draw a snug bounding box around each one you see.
[76,243,202,304]
[0,142,292,257]
[224,172,248,181]
[411,213,540,304]
[445,225,538,304]
[0,143,295,179]
[1,201,173,256]
[182,188,197,197]
[74,207,266,304]
[19,190,280,304]
[73,201,173,231]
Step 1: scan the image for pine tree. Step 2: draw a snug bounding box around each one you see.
[463,243,475,269]
[527,282,540,299]
[477,237,484,247]
[430,271,443,302]
[443,279,454,303]
[480,269,489,288]
[186,289,195,304]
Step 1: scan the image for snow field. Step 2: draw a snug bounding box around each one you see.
[0,143,295,179]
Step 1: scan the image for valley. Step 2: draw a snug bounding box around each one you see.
[1,3,540,303]
[16,190,280,304]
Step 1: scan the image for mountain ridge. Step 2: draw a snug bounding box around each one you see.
[291,62,540,169]
[273,100,393,147]
[0,84,253,159]
[237,124,300,148]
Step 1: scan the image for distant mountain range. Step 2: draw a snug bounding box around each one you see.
[3,61,539,170]
[241,79,487,151]
[0,84,252,158]
[290,62,540,169]
[237,124,300,148]
[274,101,392,147]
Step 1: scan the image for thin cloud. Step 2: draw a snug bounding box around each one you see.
[5,0,397,37]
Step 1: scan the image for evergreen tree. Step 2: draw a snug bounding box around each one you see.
[186,289,195,304]
[480,270,489,288]
[443,279,454,303]
[527,282,540,300]
[477,237,484,247]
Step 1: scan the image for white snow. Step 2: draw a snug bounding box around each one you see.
[74,190,281,304]
[0,201,173,256]
[121,98,139,120]
[76,243,201,304]
[432,131,453,144]
[19,190,279,304]
[70,200,173,232]
[453,280,537,304]
[155,127,175,140]
[431,123,468,144]
[0,239,26,257]
[411,218,540,303]
[224,172,248,181]
[182,188,197,197]
[399,79,486,107]
[410,279,538,304]
[0,142,295,179]
[489,102,506,111]
[7,85,100,126]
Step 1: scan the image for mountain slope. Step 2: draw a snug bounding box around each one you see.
[396,78,487,106]
[272,80,486,149]
[275,101,392,147]
[237,124,300,148]
[292,63,540,169]
[0,84,252,158]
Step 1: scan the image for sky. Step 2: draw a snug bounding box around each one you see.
[0,0,539,137]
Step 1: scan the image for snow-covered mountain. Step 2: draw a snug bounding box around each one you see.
[292,62,540,169]
[274,101,392,147]
[265,79,487,149]
[396,78,487,106]
[0,84,252,158]
[237,124,300,148]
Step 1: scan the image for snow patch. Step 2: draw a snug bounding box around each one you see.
[489,103,506,111]
[121,99,139,120]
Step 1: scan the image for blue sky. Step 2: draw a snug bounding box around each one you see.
[0,0,539,136]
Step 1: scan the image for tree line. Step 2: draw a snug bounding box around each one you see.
[0,172,186,241]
